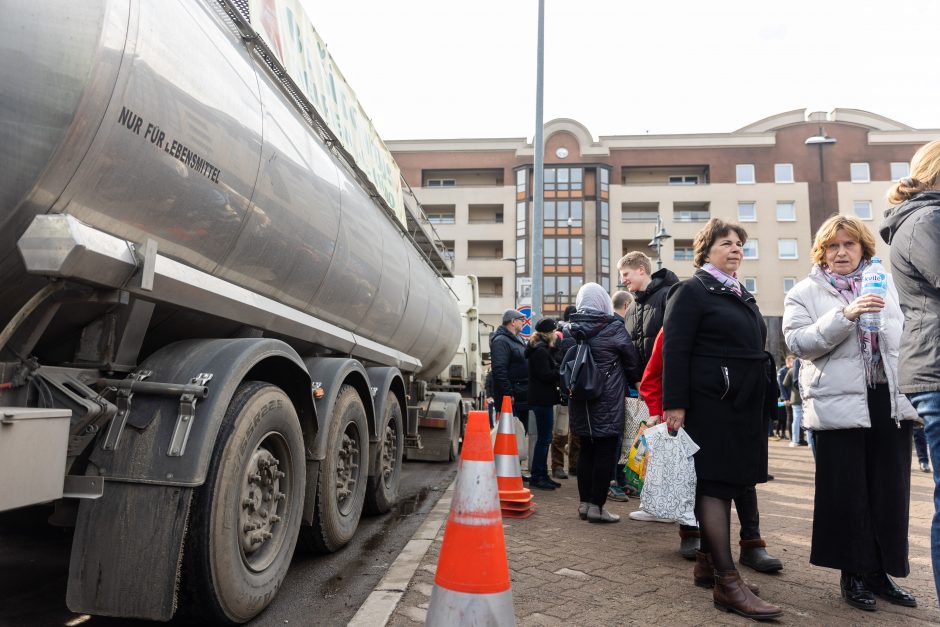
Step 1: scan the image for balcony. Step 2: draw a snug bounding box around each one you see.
[621,165,710,186]
[468,204,504,224]
[422,168,504,187]
[425,204,456,225]
[476,276,504,298]
[622,202,659,223]
[466,240,504,260]
[672,201,710,223]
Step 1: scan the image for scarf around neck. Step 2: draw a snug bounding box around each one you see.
[817,261,881,387]
[702,262,741,296]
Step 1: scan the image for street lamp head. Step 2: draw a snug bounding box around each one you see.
[805,125,836,145]
[501,256,517,262]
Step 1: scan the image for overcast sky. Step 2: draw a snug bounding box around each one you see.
[305,0,940,141]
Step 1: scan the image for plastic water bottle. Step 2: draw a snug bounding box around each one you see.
[859,257,887,332]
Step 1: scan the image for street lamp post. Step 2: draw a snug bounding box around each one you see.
[805,126,837,182]
[501,257,518,306]
[648,215,671,270]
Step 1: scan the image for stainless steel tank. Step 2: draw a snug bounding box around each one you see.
[0,0,460,377]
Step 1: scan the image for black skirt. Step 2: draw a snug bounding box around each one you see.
[810,384,913,576]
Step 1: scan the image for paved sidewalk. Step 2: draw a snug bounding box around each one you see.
[385,439,939,625]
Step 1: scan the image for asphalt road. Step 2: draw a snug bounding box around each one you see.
[0,461,456,627]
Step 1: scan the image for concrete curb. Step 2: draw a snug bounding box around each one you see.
[347,481,455,626]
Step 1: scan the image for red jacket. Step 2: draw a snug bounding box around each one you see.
[639,328,664,417]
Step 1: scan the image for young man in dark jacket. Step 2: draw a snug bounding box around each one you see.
[618,251,679,366]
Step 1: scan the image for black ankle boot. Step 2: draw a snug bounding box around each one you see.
[864,571,917,607]
[840,572,876,611]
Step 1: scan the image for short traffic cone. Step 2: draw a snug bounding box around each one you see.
[495,397,534,518]
[426,410,516,626]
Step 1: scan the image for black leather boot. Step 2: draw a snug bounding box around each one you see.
[739,538,783,573]
[840,572,876,610]
[864,571,917,607]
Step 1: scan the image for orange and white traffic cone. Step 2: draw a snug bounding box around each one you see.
[495,397,534,519]
[426,410,516,626]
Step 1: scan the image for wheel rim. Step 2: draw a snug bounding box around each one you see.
[379,417,398,489]
[336,421,362,516]
[238,431,292,572]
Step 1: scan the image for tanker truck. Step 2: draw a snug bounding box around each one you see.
[0,0,467,623]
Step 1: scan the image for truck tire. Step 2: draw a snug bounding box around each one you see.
[448,405,462,461]
[364,392,404,515]
[181,381,304,624]
[305,385,368,552]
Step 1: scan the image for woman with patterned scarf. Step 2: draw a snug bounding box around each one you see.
[784,214,920,612]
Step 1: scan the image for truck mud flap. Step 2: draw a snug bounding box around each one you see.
[67,482,192,621]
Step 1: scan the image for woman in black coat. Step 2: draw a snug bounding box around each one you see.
[525,318,561,491]
[662,219,781,620]
[563,283,641,523]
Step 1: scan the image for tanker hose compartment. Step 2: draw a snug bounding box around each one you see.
[0,282,65,356]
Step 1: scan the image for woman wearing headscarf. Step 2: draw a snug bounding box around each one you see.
[784,215,919,611]
[562,283,641,523]
[662,218,782,620]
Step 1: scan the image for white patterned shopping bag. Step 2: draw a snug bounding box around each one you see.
[639,423,699,526]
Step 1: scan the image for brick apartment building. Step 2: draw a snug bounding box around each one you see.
[387,109,940,355]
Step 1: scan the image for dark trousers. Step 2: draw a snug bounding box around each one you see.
[577,436,618,507]
[811,384,913,576]
[680,484,762,540]
[529,405,554,481]
[915,426,930,465]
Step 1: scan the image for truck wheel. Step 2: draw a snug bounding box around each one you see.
[306,385,368,552]
[448,405,461,462]
[181,381,304,624]
[364,392,404,515]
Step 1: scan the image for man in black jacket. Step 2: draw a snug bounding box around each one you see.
[618,251,679,366]
[490,309,529,433]
[551,305,579,478]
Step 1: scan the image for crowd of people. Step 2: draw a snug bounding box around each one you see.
[481,138,940,622]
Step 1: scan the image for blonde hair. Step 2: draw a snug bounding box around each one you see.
[692,218,748,268]
[888,140,940,205]
[810,214,877,266]
[528,330,556,347]
[616,251,651,275]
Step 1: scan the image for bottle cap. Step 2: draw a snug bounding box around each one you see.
[870,256,881,263]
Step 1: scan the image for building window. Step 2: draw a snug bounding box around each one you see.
[543,275,583,311]
[441,241,455,261]
[738,202,757,222]
[545,167,583,193]
[516,201,526,238]
[599,201,609,236]
[599,168,610,195]
[674,246,695,261]
[891,162,910,181]
[668,175,699,185]
[774,163,794,183]
[778,239,798,259]
[600,238,610,274]
[743,277,758,293]
[743,240,759,259]
[544,200,583,228]
[427,213,455,225]
[783,277,796,293]
[426,179,456,187]
[776,201,796,221]
[853,200,873,220]
[736,164,755,184]
[850,162,870,183]
[544,237,583,266]
[515,238,526,274]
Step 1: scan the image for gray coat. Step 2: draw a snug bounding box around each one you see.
[880,191,940,393]
[783,266,918,430]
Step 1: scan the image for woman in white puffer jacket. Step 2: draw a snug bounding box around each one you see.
[783,215,918,613]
